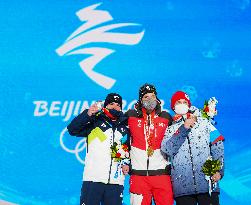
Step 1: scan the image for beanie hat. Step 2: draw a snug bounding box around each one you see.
[171,91,191,110]
[139,83,157,101]
[104,93,123,108]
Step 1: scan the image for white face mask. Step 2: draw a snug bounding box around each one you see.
[174,104,189,115]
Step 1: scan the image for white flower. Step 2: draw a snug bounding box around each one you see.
[117,146,126,158]
[207,97,218,118]
[208,97,218,107]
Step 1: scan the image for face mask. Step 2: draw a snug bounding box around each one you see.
[108,109,122,118]
[174,104,189,115]
[142,99,157,111]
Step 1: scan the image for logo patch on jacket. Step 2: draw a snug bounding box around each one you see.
[137,120,142,127]
[120,127,125,133]
[174,129,180,136]
[158,122,165,127]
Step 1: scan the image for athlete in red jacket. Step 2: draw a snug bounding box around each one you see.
[126,84,174,205]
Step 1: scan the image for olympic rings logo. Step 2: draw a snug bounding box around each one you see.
[60,127,87,165]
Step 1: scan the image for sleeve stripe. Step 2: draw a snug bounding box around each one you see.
[212,135,225,145]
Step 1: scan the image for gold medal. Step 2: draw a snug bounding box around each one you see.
[147,147,154,157]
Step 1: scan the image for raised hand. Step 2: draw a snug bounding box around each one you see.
[122,165,130,175]
[87,103,100,116]
[184,115,197,129]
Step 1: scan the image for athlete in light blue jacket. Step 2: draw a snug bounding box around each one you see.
[161,91,224,205]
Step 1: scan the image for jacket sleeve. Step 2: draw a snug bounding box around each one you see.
[67,109,95,137]
[210,124,225,178]
[161,122,190,157]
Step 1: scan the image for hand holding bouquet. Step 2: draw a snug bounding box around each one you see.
[202,157,222,195]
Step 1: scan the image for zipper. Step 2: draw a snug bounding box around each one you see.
[108,127,115,183]
[182,116,197,192]
[146,114,150,176]
[146,157,150,176]
[186,135,197,192]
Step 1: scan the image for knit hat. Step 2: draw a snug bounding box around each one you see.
[139,83,157,101]
[104,93,123,108]
[171,91,191,110]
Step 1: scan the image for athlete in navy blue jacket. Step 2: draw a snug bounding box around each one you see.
[67,93,129,205]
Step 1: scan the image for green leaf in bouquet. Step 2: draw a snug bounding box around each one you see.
[202,159,221,176]
[200,110,209,119]
[114,158,121,162]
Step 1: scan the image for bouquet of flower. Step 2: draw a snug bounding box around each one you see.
[202,157,222,195]
[201,97,218,120]
[111,142,130,178]
[111,142,130,162]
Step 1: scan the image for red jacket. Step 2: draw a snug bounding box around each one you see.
[126,104,172,176]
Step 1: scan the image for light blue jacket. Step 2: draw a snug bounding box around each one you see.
[161,114,224,198]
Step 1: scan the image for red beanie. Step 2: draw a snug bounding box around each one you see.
[171,91,191,110]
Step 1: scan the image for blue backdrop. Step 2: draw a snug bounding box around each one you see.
[1,0,251,204]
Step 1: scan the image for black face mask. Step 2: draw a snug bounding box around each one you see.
[109,109,122,118]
